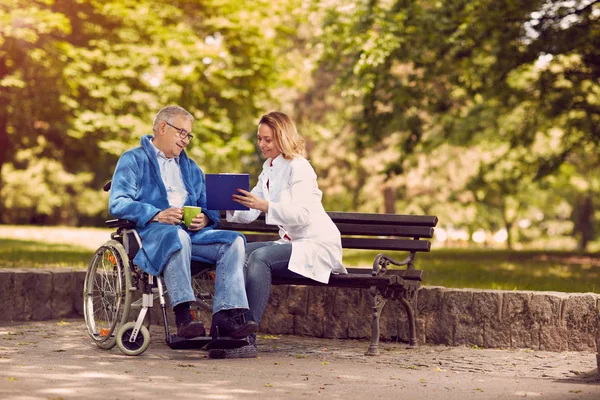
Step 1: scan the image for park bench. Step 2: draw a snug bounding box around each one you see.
[215,211,438,355]
[104,206,437,356]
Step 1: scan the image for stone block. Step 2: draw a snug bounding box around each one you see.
[0,270,15,321]
[415,287,444,344]
[529,292,564,325]
[51,270,78,319]
[538,323,568,352]
[73,271,86,317]
[346,288,370,339]
[262,286,294,335]
[472,291,508,348]
[436,289,477,346]
[502,291,536,348]
[322,288,350,339]
[483,320,511,348]
[12,270,53,321]
[294,287,328,337]
[472,291,502,323]
[379,296,411,343]
[287,286,308,316]
[562,293,599,352]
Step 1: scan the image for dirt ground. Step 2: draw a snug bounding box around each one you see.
[0,319,599,400]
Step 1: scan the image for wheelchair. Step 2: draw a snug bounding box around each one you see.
[83,217,248,356]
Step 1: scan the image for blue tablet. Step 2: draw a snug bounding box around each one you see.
[205,173,250,210]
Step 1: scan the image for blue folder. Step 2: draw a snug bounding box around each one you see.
[205,173,250,211]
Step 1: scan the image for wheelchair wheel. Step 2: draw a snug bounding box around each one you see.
[192,269,215,311]
[116,322,150,356]
[83,240,132,350]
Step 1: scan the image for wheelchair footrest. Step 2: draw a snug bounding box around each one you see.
[166,335,211,350]
[166,334,249,350]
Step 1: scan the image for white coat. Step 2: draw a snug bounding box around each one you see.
[226,155,347,283]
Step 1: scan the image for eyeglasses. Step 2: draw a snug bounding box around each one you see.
[164,121,194,141]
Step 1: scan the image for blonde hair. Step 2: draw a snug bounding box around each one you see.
[258,111,305,159]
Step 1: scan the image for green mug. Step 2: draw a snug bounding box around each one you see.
[183,206,202,228]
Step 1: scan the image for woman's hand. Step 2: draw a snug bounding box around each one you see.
[232,189,269,213]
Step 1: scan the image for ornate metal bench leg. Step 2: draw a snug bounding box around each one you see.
[366,286,387,356]
[400,297,417,348]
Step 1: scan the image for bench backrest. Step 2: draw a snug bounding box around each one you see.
[218,211,437,253]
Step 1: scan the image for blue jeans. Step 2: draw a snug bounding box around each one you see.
[162,228,249,314]
[243,241,302,324]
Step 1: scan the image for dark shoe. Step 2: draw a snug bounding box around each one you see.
[176,320,206,338]
[210,310,258,339]
[208,343,257,359]
[209,335,257,359]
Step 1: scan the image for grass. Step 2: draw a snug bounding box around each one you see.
[0,225,598,293]
[0,238,92,269]
[344,248,600,293]
[0,225,110,270]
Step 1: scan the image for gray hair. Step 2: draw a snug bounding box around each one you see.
[152,105,194,134]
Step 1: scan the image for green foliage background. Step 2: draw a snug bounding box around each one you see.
[1,0,599,251]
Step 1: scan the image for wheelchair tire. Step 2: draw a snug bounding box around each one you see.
[116,322,150,356]
[192,269,215,311]
[83,240,132,350]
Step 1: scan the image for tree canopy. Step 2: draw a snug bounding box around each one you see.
[1,0,599,251]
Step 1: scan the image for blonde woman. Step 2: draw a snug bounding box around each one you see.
[208,111,347,359]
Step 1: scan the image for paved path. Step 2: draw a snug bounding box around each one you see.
[0,319,598,399]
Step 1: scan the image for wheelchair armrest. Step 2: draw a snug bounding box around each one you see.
[106,218,136,229]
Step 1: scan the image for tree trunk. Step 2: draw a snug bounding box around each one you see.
[0,55,9,223]
[505,221,513,250]
[383,185,396,214]
[574,193,594,253]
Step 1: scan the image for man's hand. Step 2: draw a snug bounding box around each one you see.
[232,189,269,213]
[155,207,183,225]
[187,213,208,231]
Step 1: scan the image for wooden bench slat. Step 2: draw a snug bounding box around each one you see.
[220,220,434,238]
[218,220,278,233]
[336,223,434,238]
[240,235,431,252]
[344,267,421,279]
[341,237,431,252]
[272,273,398,288]
[385,269,424,280]
[219,211,438,228]
[243,234,281,242]
[328,212,438,227]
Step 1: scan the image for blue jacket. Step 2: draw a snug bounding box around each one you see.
[108,135,242,276]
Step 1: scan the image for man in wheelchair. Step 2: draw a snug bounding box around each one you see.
[108,105,257,346]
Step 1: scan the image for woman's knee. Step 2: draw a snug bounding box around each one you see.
[246,247,275,274]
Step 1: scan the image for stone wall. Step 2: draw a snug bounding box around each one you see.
[1,269,599,352]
